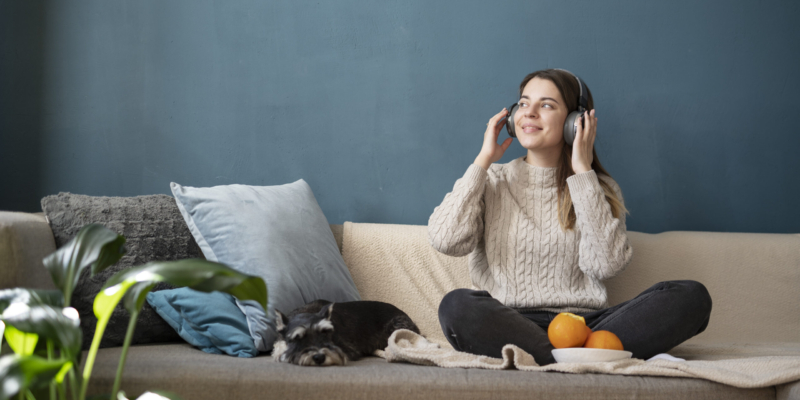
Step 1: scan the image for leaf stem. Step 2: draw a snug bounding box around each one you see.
[68,368,79,400]
[80,317,110,400]
[110,310,139,400]
[47,341,55,400]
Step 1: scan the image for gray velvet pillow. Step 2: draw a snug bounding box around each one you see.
[41,192,203,350]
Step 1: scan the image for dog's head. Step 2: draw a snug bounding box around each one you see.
[272,303,347,366]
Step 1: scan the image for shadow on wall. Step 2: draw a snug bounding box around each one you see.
[0,2,46,212]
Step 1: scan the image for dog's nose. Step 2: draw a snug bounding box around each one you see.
[312,354,326,365]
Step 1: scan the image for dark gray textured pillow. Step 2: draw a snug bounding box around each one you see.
[41,192,204,350]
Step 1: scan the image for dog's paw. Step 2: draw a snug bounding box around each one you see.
[271,340,288,362]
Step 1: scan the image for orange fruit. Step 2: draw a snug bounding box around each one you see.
[548,313,590,348]
[583,330,624,351]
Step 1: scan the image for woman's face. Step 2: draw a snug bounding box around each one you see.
[514,77,569,151]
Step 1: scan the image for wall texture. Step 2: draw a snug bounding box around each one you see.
[2,0,798,233]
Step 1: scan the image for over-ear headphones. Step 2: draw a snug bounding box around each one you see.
[505,68,589,146]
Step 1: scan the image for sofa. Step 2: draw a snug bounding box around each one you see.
[1,210,799,400]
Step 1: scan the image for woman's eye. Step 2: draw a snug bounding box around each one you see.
[542,104,553,109]
[519,103,528,108]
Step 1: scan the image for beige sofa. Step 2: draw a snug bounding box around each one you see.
[1,210,799,400]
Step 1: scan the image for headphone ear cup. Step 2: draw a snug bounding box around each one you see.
[506,104,519,138]
[563,111,580,146]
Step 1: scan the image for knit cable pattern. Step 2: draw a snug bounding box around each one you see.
[428,156,633,312]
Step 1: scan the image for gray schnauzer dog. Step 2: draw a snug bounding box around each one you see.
[272,299,420,366]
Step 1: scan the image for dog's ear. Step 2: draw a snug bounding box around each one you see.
[317,302,334,320]
[274,309,288,333]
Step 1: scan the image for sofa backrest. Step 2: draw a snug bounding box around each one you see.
[607,231,799,344]
[3,212,797,346]
[333,223,800,345]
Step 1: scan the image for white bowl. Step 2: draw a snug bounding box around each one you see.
[551,348,633,363]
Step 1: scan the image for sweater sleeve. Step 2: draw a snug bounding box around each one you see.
[428,163,488,257]
[566,170,633,280]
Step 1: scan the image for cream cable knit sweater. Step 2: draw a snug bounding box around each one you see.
[428,156,633,313]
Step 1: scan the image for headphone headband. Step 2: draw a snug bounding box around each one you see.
[552,68,588,113]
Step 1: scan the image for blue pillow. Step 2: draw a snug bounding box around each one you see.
[145,288,258,358]
[170,180,361,353]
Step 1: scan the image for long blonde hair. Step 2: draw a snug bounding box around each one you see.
[518,69,630,232]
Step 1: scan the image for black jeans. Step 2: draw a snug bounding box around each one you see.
[438,280,712,366]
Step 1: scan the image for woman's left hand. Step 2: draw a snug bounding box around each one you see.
[571,109,596,174]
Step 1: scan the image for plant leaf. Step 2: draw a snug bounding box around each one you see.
[0,304,82,360]
[80,278,138,400]
[3,326,39,356]
[93,279,137,321]
[0,354,70,400]
[0,289,64,313]
[123,282,157,315]
[137,391,183,400]
[3,325,38,356]
[81,260,265,400]
[54,361,72,384]
[0,289,64,358]
[42,224,126,305]
[103,259,267,312]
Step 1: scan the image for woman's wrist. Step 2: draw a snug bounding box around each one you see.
[474,155,491,171]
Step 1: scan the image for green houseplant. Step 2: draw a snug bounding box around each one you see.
[0,224,268,400]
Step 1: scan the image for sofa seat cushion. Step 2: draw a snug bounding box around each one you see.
[670,341,800,360]
[83,344,786,400]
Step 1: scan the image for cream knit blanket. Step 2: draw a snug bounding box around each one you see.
[341,221,800,388]
[383,329,800,389]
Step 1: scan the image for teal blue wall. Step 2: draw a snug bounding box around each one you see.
[2,1,798,233]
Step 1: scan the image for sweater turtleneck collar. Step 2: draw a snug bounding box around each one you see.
[513,156,559,189]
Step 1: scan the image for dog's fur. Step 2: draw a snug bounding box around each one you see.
[272,300,420,366]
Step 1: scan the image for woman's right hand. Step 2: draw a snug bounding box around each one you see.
[475,108,513,170]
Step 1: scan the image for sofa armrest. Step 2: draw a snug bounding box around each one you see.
[0,211,57,290]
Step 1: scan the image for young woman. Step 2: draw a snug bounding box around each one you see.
[428,68,712,366]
